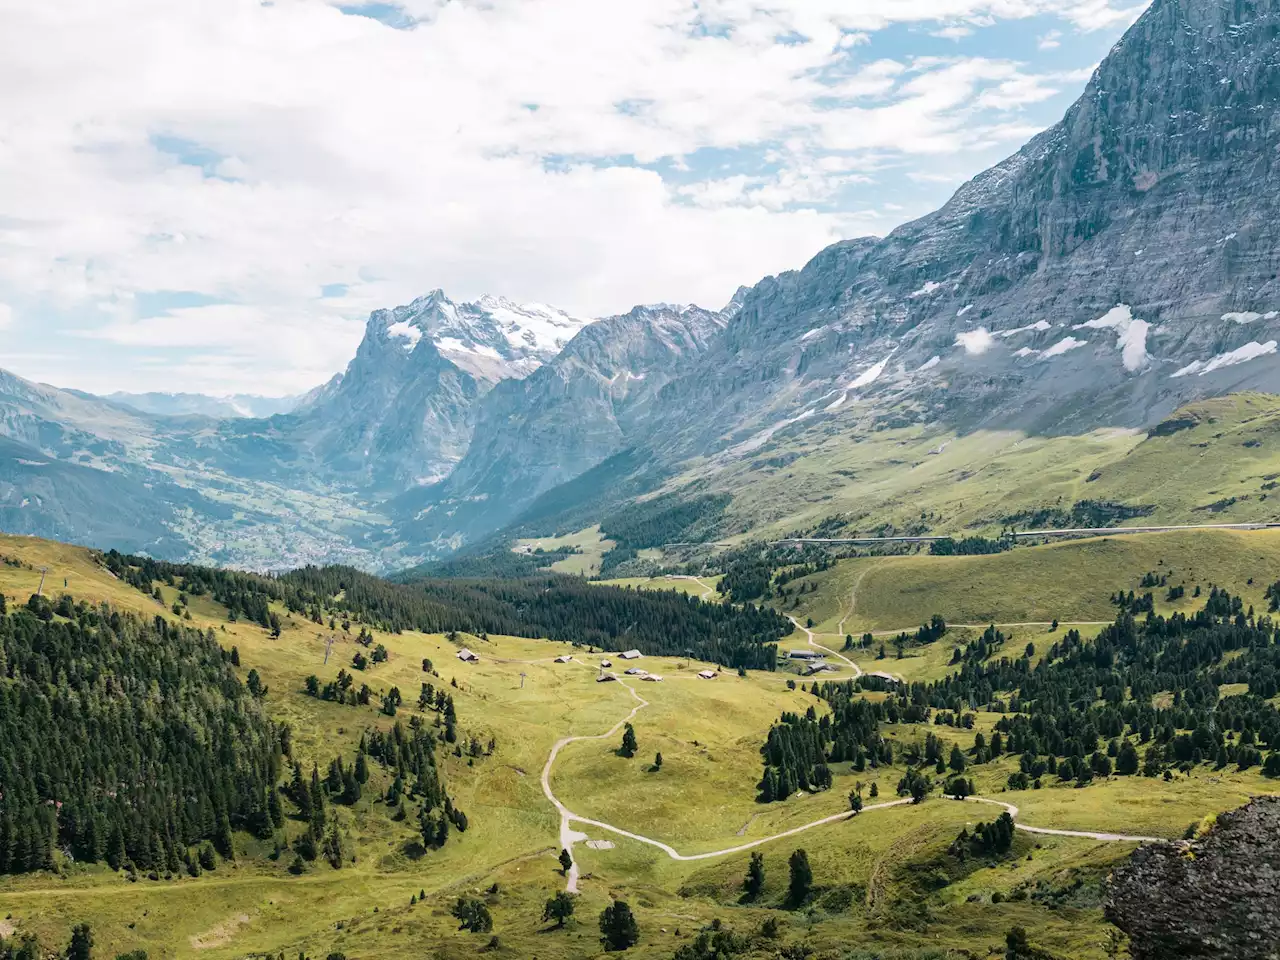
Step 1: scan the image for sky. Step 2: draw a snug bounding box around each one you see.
[0,0,1148,397]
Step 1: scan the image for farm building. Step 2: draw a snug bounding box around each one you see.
[624,667,648,676]
[789,650,823,660]
[620,649,642,660]
[867,671,901,684]
[597,672,618,683]
[697,670,717,680]
[804,663,834,676]
[600,659,612,668]
[642,674,664,682]
[554,655,572,663]
[456,648,480,663]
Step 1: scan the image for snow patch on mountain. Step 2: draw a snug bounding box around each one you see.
[1000,320,1052,337]
[476,295,588,355]
[918,355,941,371]
[1171,340,1279,378]
[1042,336,1087,359]
[847,353,892,390]
[1074,305,1150,372]
[728,409,816,457]
[374,290,591,383]
[1223,311,1262,324]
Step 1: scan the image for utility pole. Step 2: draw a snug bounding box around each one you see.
[36,567,47,597]
[323,634,335,664]
[519,671,528,689]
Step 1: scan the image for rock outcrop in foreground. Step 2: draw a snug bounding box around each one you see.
[1106,797,1280,960]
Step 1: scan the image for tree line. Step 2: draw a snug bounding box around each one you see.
[101,551,792,670]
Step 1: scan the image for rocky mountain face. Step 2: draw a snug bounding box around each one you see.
[393,303,728,546]
[1106,797,1280,959]
[623,0,1280,466]
[279,290,590,492]
[165,291,592,496]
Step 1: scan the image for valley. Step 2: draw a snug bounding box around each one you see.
[5,1,1280,957]
[3,525,1280,958]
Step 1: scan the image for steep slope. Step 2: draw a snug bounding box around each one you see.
[0,435,202,557]
[458,0,1280,550]
[641,0,1280,463]
[0,368,161,466]
[393,303,726,546]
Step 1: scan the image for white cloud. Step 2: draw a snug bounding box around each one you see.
[955,327,995,355]
[0,0,1144,392]
[1038,30,1063,49]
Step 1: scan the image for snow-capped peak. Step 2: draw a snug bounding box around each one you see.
[373,290,592,382]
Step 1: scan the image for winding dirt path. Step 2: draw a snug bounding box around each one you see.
[787,616,862,677]
[668,574,717,600]
[539,666,1166,893]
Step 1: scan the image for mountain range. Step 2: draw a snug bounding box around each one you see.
[4,0,1280,571]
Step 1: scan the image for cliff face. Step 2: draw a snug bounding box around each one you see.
[631,0,1280,461]
[1106,796,1280,959]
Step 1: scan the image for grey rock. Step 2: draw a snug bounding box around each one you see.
[1106,796,1280,960]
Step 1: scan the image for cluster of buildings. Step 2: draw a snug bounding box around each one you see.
[788,648,834,675]
[459,643,722,683]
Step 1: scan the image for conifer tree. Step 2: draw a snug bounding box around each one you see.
[743,851,765,899]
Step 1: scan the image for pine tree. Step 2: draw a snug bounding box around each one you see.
[65,924,93,960]
[787,849,812,907]
[451,897,492,933]
[559,848,573,875]
[268,788,285,828]
[598,900,640,951]
[620,723,638,758]
[743,851,765,899]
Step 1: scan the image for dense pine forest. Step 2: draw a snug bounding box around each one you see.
[101,551,792,669]
[0,595,280,875]
[759,589,1280,803]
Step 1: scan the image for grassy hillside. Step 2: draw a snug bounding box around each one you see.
[641,393,1280,547]
[780,528,1280,636]
[2,531,1278,959]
